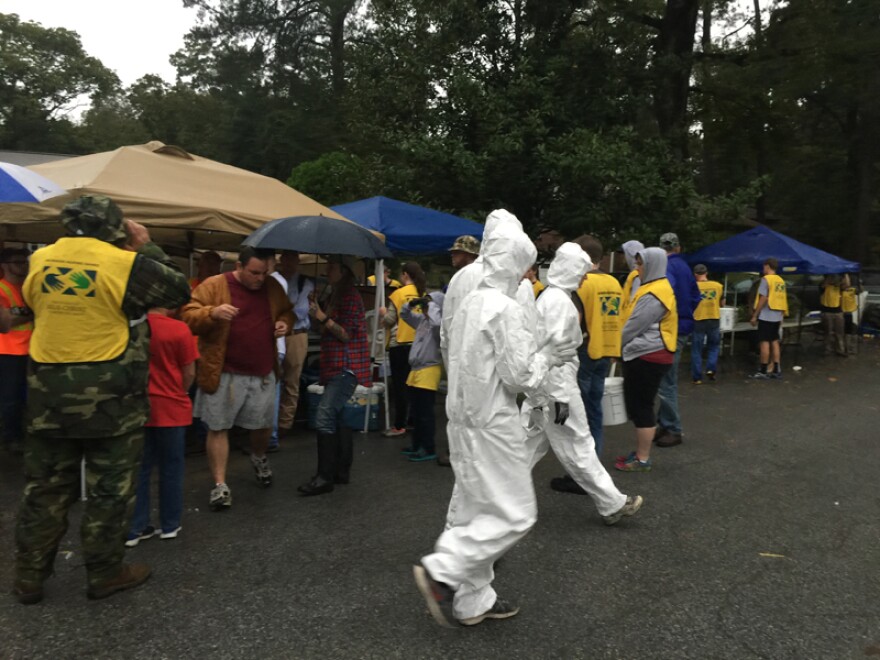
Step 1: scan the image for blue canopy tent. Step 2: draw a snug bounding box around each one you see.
[330,196,483,254]
[686,225,859,274]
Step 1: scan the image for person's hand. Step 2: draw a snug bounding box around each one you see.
[553,401,569,425]
[123,219,150,251]
[309,300,327,323]
[210,304,239,321]
[378,306,387,317]
[526,406,545,430]
[749,316,757,327]
[274,321,289,337]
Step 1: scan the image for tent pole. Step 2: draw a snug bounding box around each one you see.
[364,259,385,434]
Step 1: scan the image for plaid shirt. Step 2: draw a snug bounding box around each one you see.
[319,288,372,387]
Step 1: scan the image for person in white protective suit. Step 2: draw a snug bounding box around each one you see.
[414,225,574,629]
[521,242,643,525]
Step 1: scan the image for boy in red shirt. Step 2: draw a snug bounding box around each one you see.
[126,308,199,546]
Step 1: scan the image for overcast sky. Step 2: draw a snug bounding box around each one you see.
[3,0,199,85]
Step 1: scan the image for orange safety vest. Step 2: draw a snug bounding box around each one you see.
[0,278,33,355]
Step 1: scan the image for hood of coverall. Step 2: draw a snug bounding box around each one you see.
[481,227,538,298]
[622,240,645,271]
[639,247,668,283]
[546,242,592,295]
[479,209,523,256]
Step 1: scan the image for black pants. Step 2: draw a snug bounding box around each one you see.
[0,354,28,444]
[388,344,412,429]
[408,386,436,454]
[623,358,670,429]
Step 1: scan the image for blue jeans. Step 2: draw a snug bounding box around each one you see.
[129,426,185,535]
[657,335,686,434]
[315,372,357,435]
[691,320,720,381]
[576,349,610,456]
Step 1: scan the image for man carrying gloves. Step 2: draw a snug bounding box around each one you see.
[414,218,573,628]
[521,243,643,525]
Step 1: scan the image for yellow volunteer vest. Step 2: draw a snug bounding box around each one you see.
[841,287,857,313]
[389,283,419,344]
[820,284,841,309]
[532,280,545,298]
[0,278,33,355]
[620,269,639,323]
[755,274,789,315]
[576,272,622,359]
[694,280,723,321]
[631,278,678,352]
[368,275,402,289]
[25,237,137,363]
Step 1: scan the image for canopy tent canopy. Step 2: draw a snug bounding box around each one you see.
[686,226,859,275]
[0,141,359,252]
[330,196,483,254]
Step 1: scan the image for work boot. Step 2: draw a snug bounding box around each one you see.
[335,426,353,484]
[315,432,337,483]
[655,432,683,448]
[652,426,669,444]
[87,563,151,600]
[12,579,44,605]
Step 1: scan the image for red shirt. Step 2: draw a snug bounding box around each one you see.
[147,313,200,427]
[223,272,275,377]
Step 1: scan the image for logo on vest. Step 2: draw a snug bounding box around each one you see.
[700,290,718,301]
[39,266,98,297]
[600,294,620,316]
[773,283,786,294]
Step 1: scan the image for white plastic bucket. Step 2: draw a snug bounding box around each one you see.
[602,376,628,426]
[719,307,736,332]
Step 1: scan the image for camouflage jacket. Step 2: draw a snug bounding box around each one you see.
[27,242,191,438]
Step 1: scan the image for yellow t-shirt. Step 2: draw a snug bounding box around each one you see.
[694,280,723,321]
[406,364,442,391]
[389,284,419,344]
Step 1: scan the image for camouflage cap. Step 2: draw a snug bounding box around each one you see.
[60,195,127,244]
[449,235,481,255]
[659,232,680,249]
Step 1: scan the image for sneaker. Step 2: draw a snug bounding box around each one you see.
[749,371,770,380]
[459,598,520,626]
[159,527,181,540]
[614,450,637,463]
[550,474,587,495]
[409,449,437,462]
[87,562,151,600]
[692,379,702,385]
[769,370,783,380]
[706,371,716,381]
[251,453,273,487]
[413,564,456,628]
[400,446,419,455]
[125,526,157,548]
[615,455,652,472]
[383,427,407,437]
[209,483,232,511]
[602,494,644,526]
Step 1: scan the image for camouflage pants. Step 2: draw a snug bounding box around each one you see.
[15,430,144,586]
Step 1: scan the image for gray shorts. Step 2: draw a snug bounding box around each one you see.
[195,372,277,431]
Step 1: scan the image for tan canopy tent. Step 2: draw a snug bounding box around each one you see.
[0,141,359,251]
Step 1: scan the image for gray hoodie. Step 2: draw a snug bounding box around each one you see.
[400,291,445,371]
[622,247,671,361]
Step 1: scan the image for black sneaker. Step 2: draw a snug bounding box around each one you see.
[706,371,716,381]
[550,474,586,495]
[458,598,520,626]
[413,564,456,628]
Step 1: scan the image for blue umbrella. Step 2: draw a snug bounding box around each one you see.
[0,162,66,203]
[242,215,393,259]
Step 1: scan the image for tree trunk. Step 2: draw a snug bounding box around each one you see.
[752,0,766,223]
[653,0,701,161]
[698,0,715,194]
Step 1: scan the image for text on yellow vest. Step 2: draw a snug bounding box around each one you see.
[25,237,137,363]
[631,278,678,352]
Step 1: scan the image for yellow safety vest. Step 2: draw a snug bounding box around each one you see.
[532,280,545,298]
[631,278,678,352]
[368,275,402,289]
[576,272,622,359]
[820,284,841,309]
[755,274,788,316]
[694,280,723,321]
[620,269,639,324]
[25,237,137,364]
[841,287,857,313]
[389,283,419,344]
[0,278,33,355]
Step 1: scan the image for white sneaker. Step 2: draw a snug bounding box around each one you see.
[160,527,181,540]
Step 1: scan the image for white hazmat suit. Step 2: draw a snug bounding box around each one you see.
[421,225,568,622]
[522,243,627,517]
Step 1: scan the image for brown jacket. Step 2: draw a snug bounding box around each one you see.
[181,273,295,394]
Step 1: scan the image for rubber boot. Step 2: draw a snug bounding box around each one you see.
[335,425,353,484]
[298,433,335,496]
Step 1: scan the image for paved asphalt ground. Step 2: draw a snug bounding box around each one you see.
[1,337,879,659]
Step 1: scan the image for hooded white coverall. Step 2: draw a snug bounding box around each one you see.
[522,243,627,516]
[422,225,565,621]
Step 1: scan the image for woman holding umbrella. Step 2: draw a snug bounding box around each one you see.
[298,255,372,496]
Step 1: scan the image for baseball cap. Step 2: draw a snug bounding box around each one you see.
[659,232,680,249]
[449,235,481,255]
[693,263,708,275]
